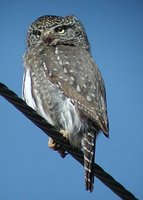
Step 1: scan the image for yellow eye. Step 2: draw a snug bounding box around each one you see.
[55,26,65,34]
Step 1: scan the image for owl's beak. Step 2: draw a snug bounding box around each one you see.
[43,31,56,45]
[43,36,54,45]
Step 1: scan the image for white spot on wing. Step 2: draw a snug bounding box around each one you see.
[91,93,95,97]
[57,56,60,60]
[59,60,62,65]
[64,67,67,73]
[65,61,70,65]
[55,47,58,54]
[87,95,92,102]
[70,76,75,81]
[95,116,99,120]
[64,78,68,82]
[49,70,52,77]
[58,81,62,86]
[81,76,85,80]
[69,69,74,73]
[43,62,47,70]
[83,84,87,88]
[76,85,81,92]
[70,76,75,85]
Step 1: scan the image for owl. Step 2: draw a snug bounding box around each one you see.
[22,15,109,192]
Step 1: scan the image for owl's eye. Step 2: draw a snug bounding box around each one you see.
[32,29,41,37]
[55,26,65,34]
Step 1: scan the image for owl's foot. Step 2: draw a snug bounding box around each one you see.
[48,137,68,158]
[59,129,69,139]
[48,137,57,148]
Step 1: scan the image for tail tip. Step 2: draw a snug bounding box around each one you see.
[85,178,94,192]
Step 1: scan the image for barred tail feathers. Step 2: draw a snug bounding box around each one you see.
[83,132,96,192]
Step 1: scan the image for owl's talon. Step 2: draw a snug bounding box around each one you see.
[58,149,68,158]
[48,137,58,149]
[48,137,68,158]
[60,129,69,139]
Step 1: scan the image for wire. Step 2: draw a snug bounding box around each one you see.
[0,82,138,200]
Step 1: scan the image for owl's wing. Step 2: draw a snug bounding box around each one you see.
[44,46,109,136]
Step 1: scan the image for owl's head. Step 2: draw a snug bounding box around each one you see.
[27,15,90,51]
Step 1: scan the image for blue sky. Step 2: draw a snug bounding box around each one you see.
[0,0,143,199]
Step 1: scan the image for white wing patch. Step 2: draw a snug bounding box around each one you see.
[22,68,36,109]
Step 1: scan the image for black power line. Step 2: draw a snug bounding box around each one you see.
[0,82,138,200]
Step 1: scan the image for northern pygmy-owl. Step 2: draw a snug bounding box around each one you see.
[22,15,109,192]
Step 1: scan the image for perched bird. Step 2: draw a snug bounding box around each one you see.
[22,15,109,192]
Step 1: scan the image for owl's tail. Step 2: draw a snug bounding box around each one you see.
[83,132,96,192]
